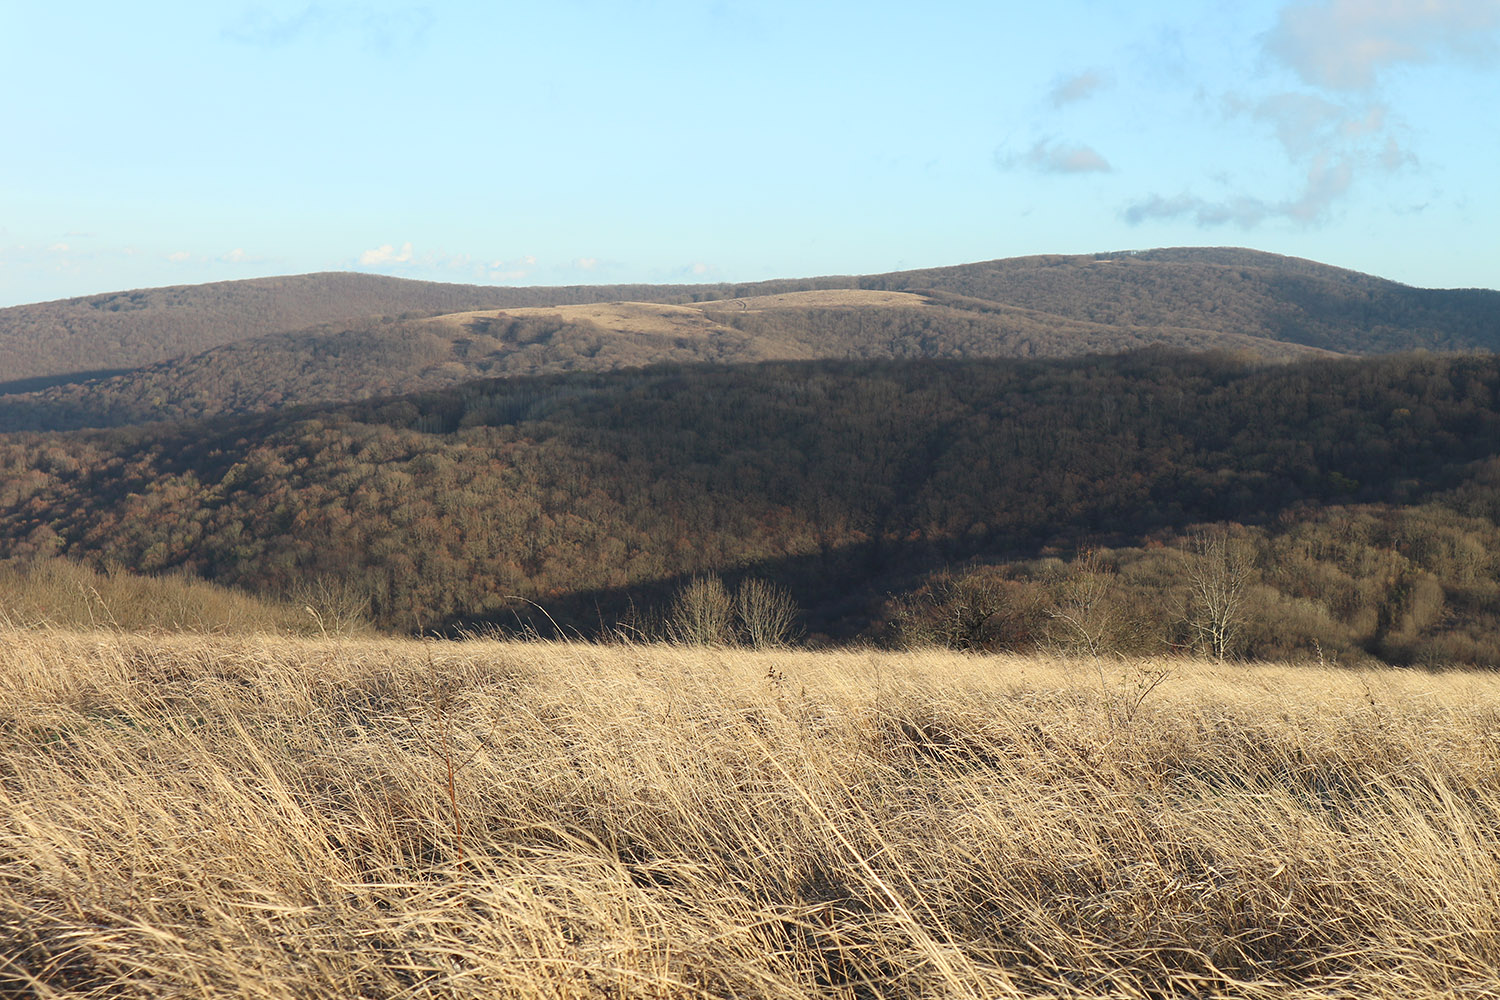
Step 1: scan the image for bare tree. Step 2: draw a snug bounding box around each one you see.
[1044,550,1119,657]
[734,578,801,649]
[1186,528,1256,662]
[889,571,1036,652]
[667,575,735,646]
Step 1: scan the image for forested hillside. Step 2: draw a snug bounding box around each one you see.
[3,248,1495,421]
[0,289,1325,432]
[4,350,1500,662]
[0,272,725,387]
[4,248,1498,664]
[857,248,1500,354]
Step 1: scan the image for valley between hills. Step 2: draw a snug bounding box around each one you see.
[1,246,1499,665]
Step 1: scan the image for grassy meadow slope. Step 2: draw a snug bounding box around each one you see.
[4,631,1500,998]
[0,556,365,636]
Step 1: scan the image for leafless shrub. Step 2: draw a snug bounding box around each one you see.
[891,571,1040,651]
[734,577,801,649]
[667,574,735,646]
[1043,549,1132,656]
[289,576,373,638]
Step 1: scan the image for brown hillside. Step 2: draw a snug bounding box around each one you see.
[0,291,1327,431]
[0,272,720,387]
[1,247,1495,432]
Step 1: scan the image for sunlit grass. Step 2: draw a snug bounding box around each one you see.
[3,630,1498,997]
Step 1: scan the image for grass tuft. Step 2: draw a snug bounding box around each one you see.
[2,633,1498,997]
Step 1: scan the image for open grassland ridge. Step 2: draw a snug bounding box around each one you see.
[3,631,1499,998]
[431,289,937,331]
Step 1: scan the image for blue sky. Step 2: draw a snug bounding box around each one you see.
[1,0,1497,307]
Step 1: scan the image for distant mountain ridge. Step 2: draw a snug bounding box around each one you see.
[0,272,721,386]
[0,287,1332,432]
[1,248,1496,432]
[861,249,1500,354]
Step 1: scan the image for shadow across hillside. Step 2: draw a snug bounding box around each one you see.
[433,531,1100,643]
[0,368,134,395]
[5,351,1500,663]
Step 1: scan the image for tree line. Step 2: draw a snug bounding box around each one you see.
[0,349,1498,661]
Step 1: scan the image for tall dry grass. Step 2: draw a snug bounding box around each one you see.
[0,558,365,637]
[2,630,1499,997]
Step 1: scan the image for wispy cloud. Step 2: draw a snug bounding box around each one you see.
[1380,135,1417,171]
[1264,0,1500,90]
[1124,154,1354,227]
[1127,10,1433,237]
[1245,90,1413,168]
[225,5,322,46]
[1048,69,1110,107]
[225,4,435,53]
[483,255,537,281]
[999,138,1113,175]
[358,241,415,266]
[1248,92,1357,158]
[354,242,540,282]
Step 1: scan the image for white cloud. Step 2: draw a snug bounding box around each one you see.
[1246,91,1406,168]
[1380,135,1418,170]
[1125,193,1268,228]
[224,4,436,54]
[1048,69,1110,107]
[167,251,192,262]
[1289,155,1356,220]
[1160,77,1417,233]
[348,243,538,281]
[358,241,415,266]
[481,255,536,281]
[221,248,251,263]
[1264,0,1500,90]
[1000,139,1113,175]
[1124,154,1355,228]
[691,262,711,276]
[1249,92,1352,158]
[572,257,598,271]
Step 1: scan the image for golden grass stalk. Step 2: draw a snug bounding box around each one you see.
[2,630,1499,997]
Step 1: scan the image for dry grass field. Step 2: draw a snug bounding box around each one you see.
[428,290,934,339]
[3,631,1499,998]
